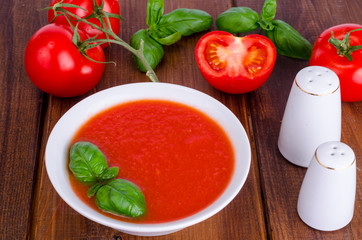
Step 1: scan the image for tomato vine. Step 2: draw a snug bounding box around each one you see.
[47,0,159,82]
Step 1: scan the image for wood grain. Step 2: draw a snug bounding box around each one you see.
[233,0,362,239]
[0,0,361,239]
[0,0,48,238]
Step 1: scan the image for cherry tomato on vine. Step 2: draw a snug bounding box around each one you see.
[195,31,276,94]
[24,23,105,98]
[48,0,121,48]
[309,24,362,102]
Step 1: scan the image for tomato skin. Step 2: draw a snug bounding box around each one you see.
[48,0,121,48]
[195,31,276,94]
[24,23,105,98]
[309,24,362,102]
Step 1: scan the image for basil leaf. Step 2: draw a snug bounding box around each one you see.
[259,0,276,31]
[99,167,119,181]
[95,179,146,218]
[261,0,276,21]
[130,29,164,72]
[146,0,164,28]
[156,8,212,37]
[150,30,182,46]
[265,20,312,60]
[69,142,109,184]
[216,7,260,33]
[258,19,274,31]
[87,183,102,198]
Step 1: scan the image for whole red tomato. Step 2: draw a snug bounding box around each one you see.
[309,24,362,102]
[48,0,121,48]
[195,31,276,94]
[24,23,105,97]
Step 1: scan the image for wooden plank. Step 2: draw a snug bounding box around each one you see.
[30,0,267,240]
[232,0,362,239]
[341,102,362,239]
[0,0,49,239]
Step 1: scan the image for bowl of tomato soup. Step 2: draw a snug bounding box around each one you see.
[45,82,251,236]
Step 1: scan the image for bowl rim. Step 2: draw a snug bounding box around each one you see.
[45,82,251,234]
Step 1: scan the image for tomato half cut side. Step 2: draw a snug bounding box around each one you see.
[195,31,277,94]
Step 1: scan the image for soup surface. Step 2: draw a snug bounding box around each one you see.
[70,100,234,223]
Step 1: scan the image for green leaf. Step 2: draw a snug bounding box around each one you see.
[87,183,102,198]
[258,19,274,31]
[156,8,212,37]
[130,29,164,72]
[147,0,164,28]
[149,30,182,46]
[95,179,146,218]
[99,167,119,181]
[261,0,276,21]
[265,20,312,60]
[69,142,147,218]
[216,7,260,33]
[69,142,109,184]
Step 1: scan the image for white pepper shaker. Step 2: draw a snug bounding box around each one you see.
[297,141,356,231]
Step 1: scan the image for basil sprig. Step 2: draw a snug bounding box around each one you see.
[69,142,146,218]
[216,0,312,60]
[130,0,212,72]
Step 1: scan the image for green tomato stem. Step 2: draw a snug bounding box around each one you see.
[328,28,362,62]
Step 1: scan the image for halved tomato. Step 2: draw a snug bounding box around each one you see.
[195,31,276,94]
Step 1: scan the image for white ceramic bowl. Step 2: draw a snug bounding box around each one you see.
[45,82,251,236]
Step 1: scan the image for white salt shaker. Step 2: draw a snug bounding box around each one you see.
[297,141,356,231]
[278,66,341,167]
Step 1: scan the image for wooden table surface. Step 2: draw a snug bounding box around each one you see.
[1,0,361,239]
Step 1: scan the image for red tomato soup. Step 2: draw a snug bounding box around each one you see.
[69,100,234,223]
